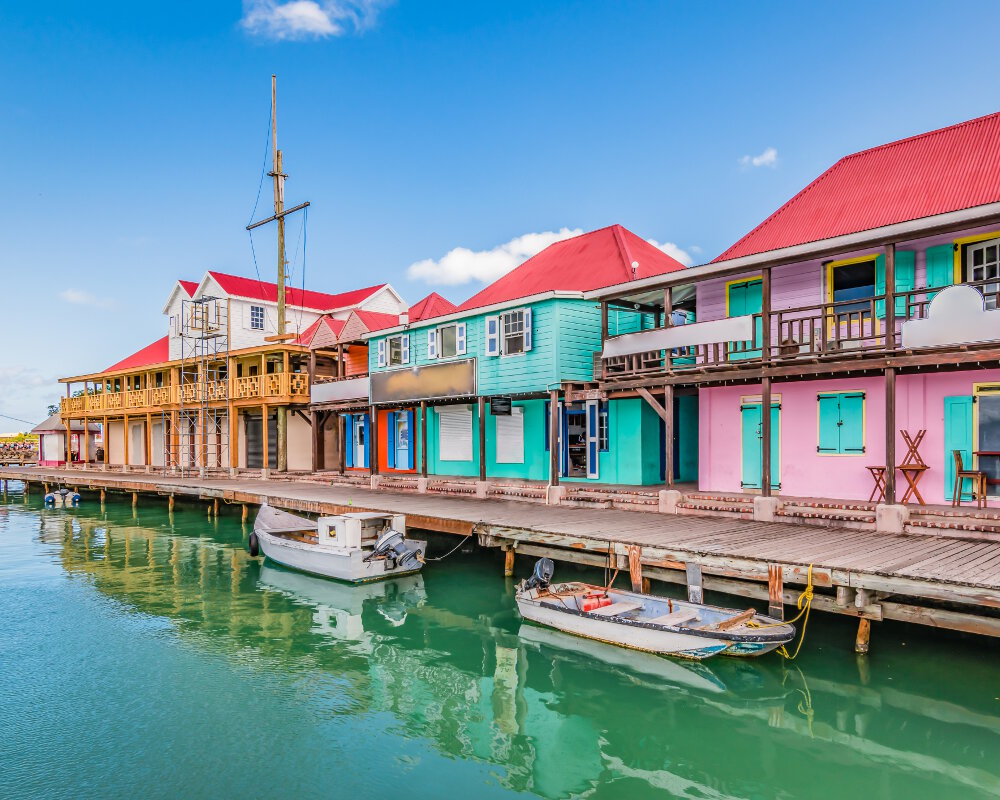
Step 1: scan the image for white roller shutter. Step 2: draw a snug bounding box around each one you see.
[495,407,524,464]
[438,406,473,461]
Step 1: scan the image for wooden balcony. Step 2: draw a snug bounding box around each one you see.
[60,373,310,417]
[601,281,1000,385]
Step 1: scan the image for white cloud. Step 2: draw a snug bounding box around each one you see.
[407,228,584,286]
[646,239,693,267]
[739,147,778,169]
[59,289,114,309]
[241,0,387,40]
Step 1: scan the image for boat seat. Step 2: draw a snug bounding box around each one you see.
[645,609,699,627]
[589,600,642,617]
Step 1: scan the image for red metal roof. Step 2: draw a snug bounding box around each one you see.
[353,310,402,332]
[716,111,1000,262]
[293,315,346,346]
[207,271,386,312]
[457,225,687,312]
[409,292,457,321]
[178,280,198,297]
[104,336,169,373]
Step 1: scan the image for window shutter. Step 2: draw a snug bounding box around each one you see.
[926,244,955,300]
[405,410,415,470]
[401,335,410,364]
[894,250,915,317]
[496,407,524,464]
[377,340,386,367]
[386,412,396,468]
[456,322,466,355]
[839,393,866,453]
[586,399,599,479]
[944,395,974,501]
[485,316,499,356]
[523,308,533,351]
[427,329,437,359]
[362,414,371,468]
[543,400,550,451]
[875,254,886,318]
[817,395,840,453]
[438,406,473,461]
[345,414,355,468]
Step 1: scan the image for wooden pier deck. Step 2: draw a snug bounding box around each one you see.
[4,466,1000,645]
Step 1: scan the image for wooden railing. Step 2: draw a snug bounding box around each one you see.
[61,373,311,415]
[601,282,998,382]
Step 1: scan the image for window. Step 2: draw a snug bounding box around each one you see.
[817,392,865,454]
[502,310,525,355]
[496,407,524,464]
[967,238,1000,308]
[250,305,265,331]
[386,334,409,366]
[431,323,466,358]
[830,260,876,310]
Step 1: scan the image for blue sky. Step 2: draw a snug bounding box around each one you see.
[2,0,1000,426]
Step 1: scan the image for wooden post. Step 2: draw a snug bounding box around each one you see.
[663,384,674,487]
[600,301,608,343]
[884,243,896,351]
[213,498,219,517]
[885,367,896,504]
[338,414,346,474]
[855,618,872,654]
[168,494,174,512]
[337,344,345,378]
[369,405,378,476]
[685,562,703,604]
[123,412,130,469]
[100,488,106,505]
[478,396,487,482]
[145,412,152,469]
[242,503,248,522]
[761,376,772,497]
[549,389,560,486]
[767,564,784,620]
[420,401,428,477]
[261,404,269,477]
[761,267,771,362]
[229,407,239,471]
[504,547,515,577]
[627,545,643,592]
[663,287,673,373]
[103,416,109,468]
[132,491,138,508]
[311,410,320,472]
[277,349,289,473]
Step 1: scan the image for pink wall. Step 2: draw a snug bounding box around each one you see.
[699,369,1000,504]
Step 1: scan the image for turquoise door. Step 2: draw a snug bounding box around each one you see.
[741,400,779,490]
[944,396,974,502]
[728,279,762,360]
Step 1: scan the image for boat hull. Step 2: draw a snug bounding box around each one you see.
[256,527,426,584]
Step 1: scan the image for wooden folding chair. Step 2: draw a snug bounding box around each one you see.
[952,449,987,509]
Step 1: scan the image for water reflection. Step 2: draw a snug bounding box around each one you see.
[11,495,1000,799]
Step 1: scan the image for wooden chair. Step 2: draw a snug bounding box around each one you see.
[952,450,987,509]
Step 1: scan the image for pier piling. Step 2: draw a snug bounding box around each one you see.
[504,547,515,577]
[855,618,872,654]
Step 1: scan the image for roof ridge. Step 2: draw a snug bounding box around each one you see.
[609,224,637,282]
[837,109,1000,162]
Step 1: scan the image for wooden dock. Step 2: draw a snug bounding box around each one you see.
[4,465,1000,648]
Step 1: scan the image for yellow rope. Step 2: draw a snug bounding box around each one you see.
[749,563,814,661]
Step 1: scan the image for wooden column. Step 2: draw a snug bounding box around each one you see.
[369,405,379,476]
[549,389,560,486]
[337,344,345,377]
[278,349,289,473]
[761,267,771,362]
[261,404,269,476]
[145,412,152,468]
[229,408,239,470]
[312,411,325,472]
[884,243,896,351]
[600,301,609,343]
[663,287,673,372]
[420,401,428,477]
[65,383,72,465]
[123,412,130,468]
[663,384,674,487]
[885,367,896,504]
[338,413,346,473]
[103,416,109,467]
[478,396,487,481]
[761,377,772,497]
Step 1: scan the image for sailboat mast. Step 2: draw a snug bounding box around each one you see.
[271,74,286,336]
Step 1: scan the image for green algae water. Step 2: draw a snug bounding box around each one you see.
[2,485,999,800]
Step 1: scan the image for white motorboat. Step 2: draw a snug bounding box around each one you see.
[515,559,795,661]
[250,505,426,584]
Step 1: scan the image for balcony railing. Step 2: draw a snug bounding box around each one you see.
[601,281,1000,382]
[61,373,310,416]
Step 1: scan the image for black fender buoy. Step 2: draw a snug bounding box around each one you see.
[248,531,260,557]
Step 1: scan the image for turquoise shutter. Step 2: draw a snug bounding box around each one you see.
[839,393,865,454]
[740,403,762,489]
[386,411,396,468]
[769,402,780,489]
[926,244,955,300]
[895,250,915,317]
[345,414,354,468]
[405,410,414,470]
[817,395,840,453]
[362,414,370,469]
[944,396,974,501]
[875,254,886,318]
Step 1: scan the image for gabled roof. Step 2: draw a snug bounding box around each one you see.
[179,280,198,297]
[716,111,1000,262]
[293,315,346,347]
[410,292,458,321]
[104,336,169,373]
[457,225,687,312]
[206,271,387,312]
[354,310,402,332]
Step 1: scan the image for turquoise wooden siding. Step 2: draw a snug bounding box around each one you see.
[875,250,915,317]
[608,309,655,336]
[817,392,865,454]
[727,279,762,360]
[926,244,955,299]
[944,395,974,502]
[740,401,779,489]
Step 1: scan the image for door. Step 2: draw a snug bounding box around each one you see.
[975,389,1000,497]
[585,400,600,479]
[741,400,779,490]
[355,415,368,468]
[244,414,277,470]
[944,396,974,502]
[727,279,762,360]
[391,411,413,470]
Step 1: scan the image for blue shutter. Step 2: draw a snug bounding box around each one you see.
[839,393,866,454]
[377,340,386,367]
[485,317,499,356]
[456,322,466,355]
[345,414,355,468]
[523,308,532,351]
[926,244,955,300]
[817,395,840,453]
[944,396,974,502]
[401,335,410,364]
[427,329,437,359]
[362,414,370,468]
[405,410,415,469]
[586,399,599,479]
[386,411,396,468]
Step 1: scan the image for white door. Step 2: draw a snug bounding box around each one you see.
[355,417,366,467]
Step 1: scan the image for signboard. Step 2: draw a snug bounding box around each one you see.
[491,397,512,416]
[370,358,477,404]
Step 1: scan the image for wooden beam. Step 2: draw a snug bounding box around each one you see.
[761,266,771,363]
[369,405,378,476]
[663,384,674,487]
[885,243,896,351]
[600,301,609,344]
[885,367,896,504]
[768,564,784,620]
[478,396,487,482]
[420,401,428,477]
[636,387,669,422]
[549,389,560,486]
[628,545,643,592]
[761,376,772,497]
[311,410,320,472]
[261,404,269,476]
[338,413,346,474]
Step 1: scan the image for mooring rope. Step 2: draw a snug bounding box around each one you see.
[749,563,815,661]
[422,521,484,563]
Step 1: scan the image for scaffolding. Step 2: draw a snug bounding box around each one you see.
[163,296,230,475]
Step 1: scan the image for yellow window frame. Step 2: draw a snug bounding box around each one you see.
[825,254,880,337]
[953,231,1000,283]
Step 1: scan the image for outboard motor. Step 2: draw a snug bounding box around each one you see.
[364,528,422,570]
[522,558,555,591]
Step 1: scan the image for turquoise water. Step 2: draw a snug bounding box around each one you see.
[2,484,999,800]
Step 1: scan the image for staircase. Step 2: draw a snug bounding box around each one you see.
[776,498,877,529]
[488,483,548,503]
[676,492,754,519]
[907,506,1000,542]
[561,486,660,511]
